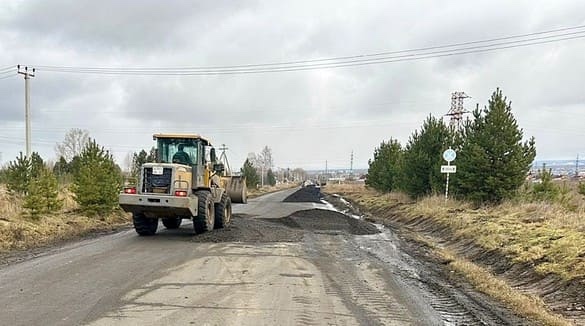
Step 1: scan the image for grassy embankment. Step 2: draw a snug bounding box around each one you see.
[0,186,129,254]
[326,183,585,326]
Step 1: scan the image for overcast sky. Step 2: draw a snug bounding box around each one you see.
[1,0,584,171]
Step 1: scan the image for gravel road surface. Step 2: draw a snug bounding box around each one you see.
[0,187,529,325]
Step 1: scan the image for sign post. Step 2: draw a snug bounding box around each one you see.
[442,148,457,201]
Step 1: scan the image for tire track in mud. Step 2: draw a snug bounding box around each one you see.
[192,187,530,325]
[292,295,319,326]
[305,233,416,325]
[309,189,529,325]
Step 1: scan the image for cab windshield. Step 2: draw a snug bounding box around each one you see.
[157,138,198,165]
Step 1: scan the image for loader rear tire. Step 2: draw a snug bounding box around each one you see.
[133,213,158,236]
[162,217,182,229]
[193,191,214,234]
[214,193,232,229]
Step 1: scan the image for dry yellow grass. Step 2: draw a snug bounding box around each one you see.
[327,183,585,280]
[0,185,129,254]
[440,249,571,326]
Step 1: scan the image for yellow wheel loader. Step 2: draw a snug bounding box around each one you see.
[119,134,247,236]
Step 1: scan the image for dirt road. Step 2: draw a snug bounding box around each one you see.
[0,188,528,325]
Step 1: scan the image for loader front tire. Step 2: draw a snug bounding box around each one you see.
[133,213,158,236]
[193,191,214,234]
[162,217,182,229]
[214,193,232,229]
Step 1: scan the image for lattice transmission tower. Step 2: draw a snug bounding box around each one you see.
[445,91,470,129]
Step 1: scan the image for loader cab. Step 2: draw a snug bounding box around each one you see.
[157,138,199,166]
[154,134,212,164]
[153,134,213,189]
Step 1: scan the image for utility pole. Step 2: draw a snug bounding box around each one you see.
[576,154,580,178]
[17,65,35,157]
[445,91,470,129]
[218,144,231,174]
[350,150,354,178]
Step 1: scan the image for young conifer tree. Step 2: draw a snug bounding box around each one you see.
[455,88,536,204]
[366,138,402,192]
[241,158,259,188]
[398,115,452,197]
[72,139,123,216]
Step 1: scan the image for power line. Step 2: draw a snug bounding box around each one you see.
[0,74,17,81]
[28,27,585,76]
[33,25,585,72]
[0,65,16,72]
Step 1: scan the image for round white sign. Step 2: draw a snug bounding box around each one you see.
[443,149,456,162]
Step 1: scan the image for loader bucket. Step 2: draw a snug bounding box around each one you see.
[221,176,247,204]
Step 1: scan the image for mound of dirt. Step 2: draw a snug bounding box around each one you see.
[283,186,323,203]
[267,209,380,235]
[192,214,304,243]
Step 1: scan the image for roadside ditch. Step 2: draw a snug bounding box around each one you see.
[324,189,585,326]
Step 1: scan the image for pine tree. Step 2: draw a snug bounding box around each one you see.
[23,168,62,218]
[23,176,44,217]
[455,88,536,204]
[266,168,277,186]
[241,159,259,188]
[530,164,559,202]
[30,152,44,179]
[72,139,123,216]
[131,149,149,182]
[398,115,452,198]
[6,152,32,195]
[365,138,402,192]
[53,156,70,176]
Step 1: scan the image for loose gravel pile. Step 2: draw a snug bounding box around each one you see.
[192,214,304,243]
[269,209,380,235]
[283,186,323,203]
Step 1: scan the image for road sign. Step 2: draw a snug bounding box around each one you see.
[443,149,456,162]
[441,165,456,173]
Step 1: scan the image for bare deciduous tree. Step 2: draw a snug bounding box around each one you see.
[258,146,273,172]
[55,128,90,162]
[247,146,274,186]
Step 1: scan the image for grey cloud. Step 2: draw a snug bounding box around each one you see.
[1,0,584,169]
[2,0,251,51]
